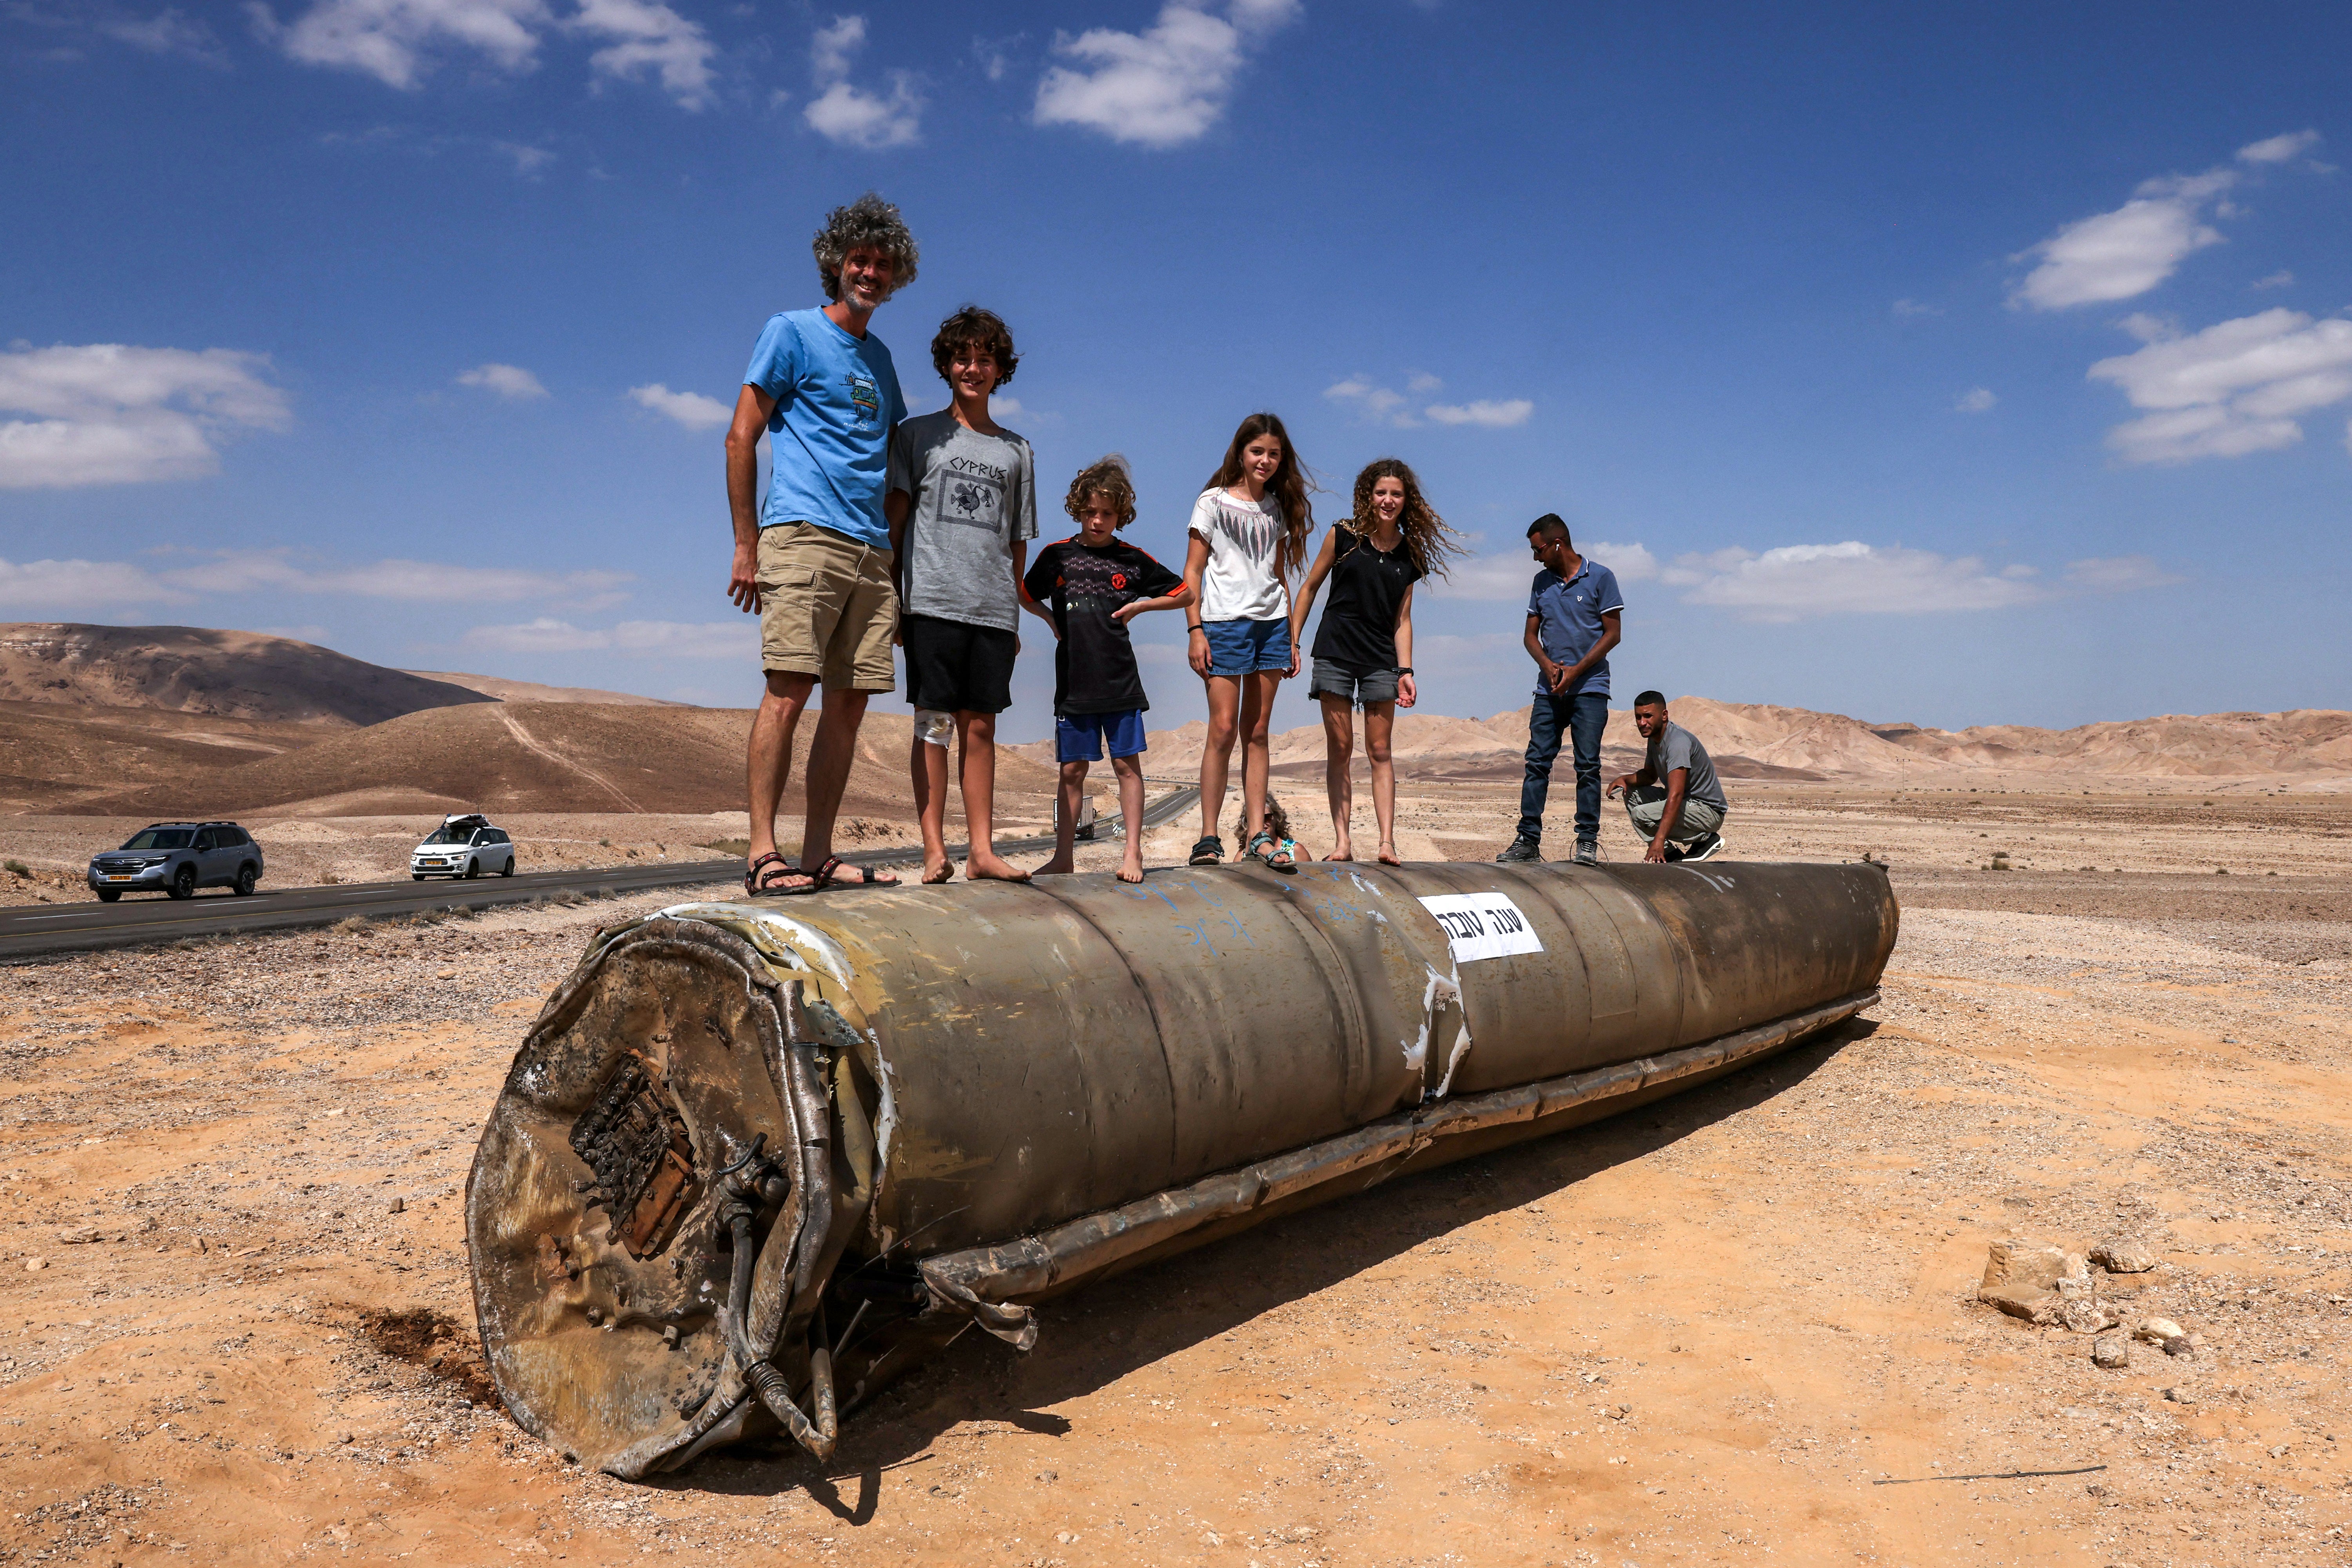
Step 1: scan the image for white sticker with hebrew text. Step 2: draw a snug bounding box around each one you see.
[1417,892,1544,964]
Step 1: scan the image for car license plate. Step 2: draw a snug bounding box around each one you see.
[105,875,131,882]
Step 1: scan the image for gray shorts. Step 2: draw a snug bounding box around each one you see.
[1308,659,1399,706]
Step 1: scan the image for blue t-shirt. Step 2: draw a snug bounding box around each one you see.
[742,308,907,549]
[1527,557,1626,698]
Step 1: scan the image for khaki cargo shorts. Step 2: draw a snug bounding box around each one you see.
[756,522,898,692]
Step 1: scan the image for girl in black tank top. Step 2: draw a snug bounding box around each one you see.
[1286,459,1465,864]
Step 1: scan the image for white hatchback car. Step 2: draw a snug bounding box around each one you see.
[409,814,518,880]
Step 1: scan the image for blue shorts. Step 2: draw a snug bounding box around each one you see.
[1056,709,1147,763]
[1201,617,1292,677]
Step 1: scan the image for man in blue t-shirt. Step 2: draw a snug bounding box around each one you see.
[724,193,916,896]
[1496,513,1625,866]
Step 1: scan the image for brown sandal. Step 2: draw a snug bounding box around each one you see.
[744,851,813,897]
[812,854,899,889]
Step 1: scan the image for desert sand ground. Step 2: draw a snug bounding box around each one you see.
[2,781,2347,1567]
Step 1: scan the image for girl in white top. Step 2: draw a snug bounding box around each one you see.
[1180,411,1314,872]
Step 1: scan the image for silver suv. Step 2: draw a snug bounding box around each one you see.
[87,821,264,902]
[410,814,517,880]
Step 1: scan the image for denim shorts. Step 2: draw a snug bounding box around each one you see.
[1308,659,1399,706]
[1056,709,1147,763]
[1201,617,1292,677]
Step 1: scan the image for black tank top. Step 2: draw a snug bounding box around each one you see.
[1310,524,1423,672]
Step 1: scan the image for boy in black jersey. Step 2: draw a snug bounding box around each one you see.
[1020,456,1194,882]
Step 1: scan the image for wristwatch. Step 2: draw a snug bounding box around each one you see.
[1396,666,1414,675]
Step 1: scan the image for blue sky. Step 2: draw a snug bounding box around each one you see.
[4,0,2348,741]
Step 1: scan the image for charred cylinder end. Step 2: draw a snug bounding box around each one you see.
[465,917,859,1478]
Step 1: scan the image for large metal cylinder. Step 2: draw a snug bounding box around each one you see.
[465,858,1896,1476]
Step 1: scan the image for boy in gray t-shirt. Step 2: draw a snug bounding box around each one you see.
[884,307,1039,885]
[1606,691,1729,862]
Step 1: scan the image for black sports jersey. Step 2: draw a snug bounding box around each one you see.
[1022,537,1182,715]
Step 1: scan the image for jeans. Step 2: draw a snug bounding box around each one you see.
[1517,690,1610,845]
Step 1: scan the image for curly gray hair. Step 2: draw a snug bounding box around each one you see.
[812,192,919,303]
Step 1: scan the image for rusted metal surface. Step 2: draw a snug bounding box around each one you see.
[465,858,1897,1476]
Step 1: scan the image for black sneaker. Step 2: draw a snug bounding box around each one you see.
[1494,837,1542,864]
[1679,831,1724,862]
[1572,839,1599,866]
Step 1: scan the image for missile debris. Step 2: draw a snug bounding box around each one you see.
[465,858,1896,1475]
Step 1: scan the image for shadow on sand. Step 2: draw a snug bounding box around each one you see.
[652,1019,1876,1519]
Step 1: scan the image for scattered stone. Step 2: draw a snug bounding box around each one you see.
[1979,1239,2083,1323]
[2134,1316,2187,1344]
[389,1197,405,1214]
[2092,1331,2130,1369]
[2062,1299,2118,1334]
[23,1257,45,1272]
[55,1226,100,1245]
[2165,1387,2197,1406]
[2090,1237,2160,1274]
[2163,1336,2194,1357]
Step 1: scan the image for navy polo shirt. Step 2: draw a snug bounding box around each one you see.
[1527,557,1626,698]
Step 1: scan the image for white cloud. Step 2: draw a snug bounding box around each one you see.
[104,7,226,58]
[2063,555,2185,593]
[2251,269,2295,290]
[2010,171,2232,310]
[1891,298,1943,319]
[2088,307,2352,463]
[1955,387,1997,413]
[255,0,550,88]
[802,14,922,148]
[1324,376,1413,427]
[972,33,1018,82]
[1659,542,2052,622]
[0,343,289,489]
[456,362,549,400]
[629,382,732,430]
[253,0,714,107]
[463,617,754,658]
[0,548,629,613]
[1424,398,1532,428]
[1033,0,1298,149]
[1329,375,1532,430]
[0,556,185,610]
[1427,538,1656,601]
[572,0,715,107]
[2237,129,2320,165]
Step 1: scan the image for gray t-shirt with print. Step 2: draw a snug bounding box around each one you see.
[1645,720,1728,811]
[887,410,1037,631]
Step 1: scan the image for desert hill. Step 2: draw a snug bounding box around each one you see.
[1025,697,2352,786]
[0,624,494,727]
[401,670,681,706]
[70,701,1061,821]
[0,701,321,815]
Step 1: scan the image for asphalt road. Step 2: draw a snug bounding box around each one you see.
[0,786,1201,960]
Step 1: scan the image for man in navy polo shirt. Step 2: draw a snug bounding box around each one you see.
[1497,514,1624,866]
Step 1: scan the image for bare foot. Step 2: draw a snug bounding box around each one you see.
[967,853,1033,883]
[1033,855,1076,877]
[1377,844,1403,866]
[921,859,955,885]
[1325,848,1355,862]
[1116,861,1144,884]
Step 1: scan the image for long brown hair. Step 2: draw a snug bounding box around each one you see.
[1203,412,1314,579]
[1350,457,1463,581]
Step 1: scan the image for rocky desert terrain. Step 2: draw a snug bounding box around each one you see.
[2,780,2346,1568]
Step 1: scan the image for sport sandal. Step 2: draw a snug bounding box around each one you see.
[1246,831,1297,875]
[1188,836,1225,867]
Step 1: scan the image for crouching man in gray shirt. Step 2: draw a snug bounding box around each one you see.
[1606,691,1728,862]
